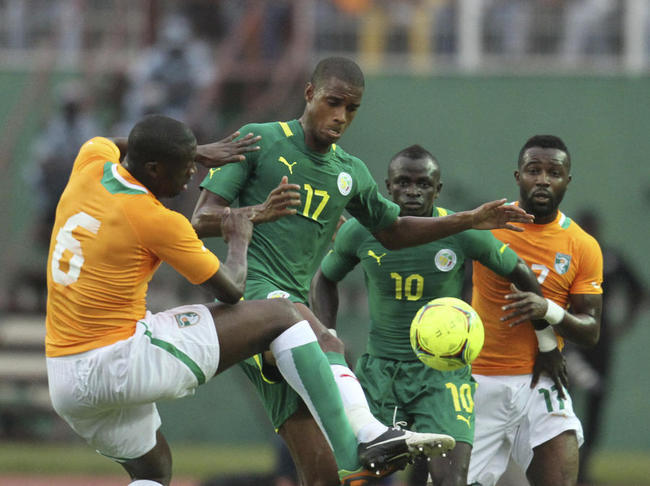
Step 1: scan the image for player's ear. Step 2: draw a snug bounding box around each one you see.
[385,178,392,195]
[514,170,520,183]
[144,161,157,174]
[304,82,315,102]
[143,161,164,182]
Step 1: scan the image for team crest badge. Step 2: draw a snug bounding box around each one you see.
[337,172,353,196]
[554,253,571,275]
[175,311,200,328]
[267,290,291,299]
[434,249,457,272]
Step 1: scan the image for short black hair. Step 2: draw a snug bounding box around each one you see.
[127,114,196,168]
[310,57,365,89]
[518,135,571,169]
[391,144,437,163]
[388,144,439,175]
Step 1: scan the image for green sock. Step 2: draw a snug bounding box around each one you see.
[325,350,348,367]
[271,323,359,472]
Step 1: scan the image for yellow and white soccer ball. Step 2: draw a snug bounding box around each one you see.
[409,297,485,371]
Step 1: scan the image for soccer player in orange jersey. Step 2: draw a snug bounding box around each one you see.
[468,135,603,486]
[45,114,407,486]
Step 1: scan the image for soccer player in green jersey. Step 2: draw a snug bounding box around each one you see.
[311,145,546,486]
[192,57,533,485]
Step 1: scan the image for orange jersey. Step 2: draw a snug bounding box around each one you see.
[472,208,603,375]
[46,137,220,357]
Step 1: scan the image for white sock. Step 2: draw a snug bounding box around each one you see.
[129,481,163,486]
[330,364,388,443]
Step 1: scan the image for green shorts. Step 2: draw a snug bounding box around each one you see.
[355,354,477,445]
[238,278,304,430]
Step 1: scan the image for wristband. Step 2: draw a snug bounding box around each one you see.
[328,328,338,337]
[544,298,565,325]
[534,326,558,352]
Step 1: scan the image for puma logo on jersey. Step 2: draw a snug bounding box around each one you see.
[278,156,297,174]
[499,243,509,254]
[367,250,386,266]
[456,414,471,428]
[209,168,221,179]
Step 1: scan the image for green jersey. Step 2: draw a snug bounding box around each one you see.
[321,207,519,361]
[200,120,400,302]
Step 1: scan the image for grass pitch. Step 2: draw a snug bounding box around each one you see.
[0,442,274,480]
[1,441,649,485]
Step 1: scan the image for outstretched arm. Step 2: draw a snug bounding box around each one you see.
[110,131,260,167]
[373,199,533,250]
[195,131,261,168]
[192,176,301,238]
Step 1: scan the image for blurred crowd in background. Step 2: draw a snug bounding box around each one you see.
[5,1,650,74]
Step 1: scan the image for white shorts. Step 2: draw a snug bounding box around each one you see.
[468,374,584,486]
[46,304,219,461]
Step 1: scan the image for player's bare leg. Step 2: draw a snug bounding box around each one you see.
[294,302,345,353]
[527,430,579,486]
[121,430,172,485]
[208,299,305,372]
[279,402,340,486]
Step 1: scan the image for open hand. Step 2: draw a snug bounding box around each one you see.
[470,199,534,231]
[257,176,301,223]
[501,284,549,326]
[196,131,261,168]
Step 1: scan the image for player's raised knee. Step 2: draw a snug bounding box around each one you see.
[265,298,304,329]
